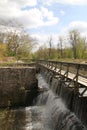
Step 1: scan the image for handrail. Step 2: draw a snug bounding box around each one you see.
[38,59,87,67]
[37,60,87,96]
[37,60,87,76]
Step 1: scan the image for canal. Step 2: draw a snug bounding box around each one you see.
[0,74,86,130]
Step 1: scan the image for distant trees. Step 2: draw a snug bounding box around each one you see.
[48,36,53,59]
[6,32,20,56]
[33,45,49,60]
[33,29,87,60]
[0,30,36,61]
[0,19,36,62]
[16,33,36,60]
[0,33,7,60]
[57,36,63,58]
[69,30,87,59]
[69,30,80,59]
[0,26,87,62]
[76,37,87,59]
[0,44,7,60]
[0,33,5,43]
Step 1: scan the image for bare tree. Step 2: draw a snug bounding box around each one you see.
[57,36,63,58]
[0,19,37,61]
[69,30,80,59]
[48,36,53,59]
[6,31,20,56]
[16,33,37,60]
[80,37,87,58]
[0,33,5,43]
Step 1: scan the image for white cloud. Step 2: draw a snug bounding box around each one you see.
[31,21,87,49]
[61,21,87,37]
[30,33,50,50]
[0,0,37,18]
[31,33,50,44]
[0,25,22,34]
[30,32,60,48]
[56,0,87,5]
[0,0,37,8]
[43,0,87,5]
[60,10,65,15]
[14,0,37,7]
[0,0,59,29]
[40,7,59,26]
[19,8,43,29]
[0,2,20,18]
[12,7,59,29]
[42,0,53,6]
[68,21,87,37]
[68,21,87,32]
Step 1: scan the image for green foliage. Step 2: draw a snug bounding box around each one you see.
[69,29,87,59]
[0,43,7,60]
[76,37,86,59]
[33,46,49,60]
[0,31,36,61]
[7,100,11,108]
[16,34,35,60]
[63,48,73,58]
[0,29,87,62]
[6,33,19,56]
[33,29,87,61]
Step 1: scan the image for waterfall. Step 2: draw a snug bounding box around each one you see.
[0,74,86,130]
[35,74,87,130]
[36,90,86,130]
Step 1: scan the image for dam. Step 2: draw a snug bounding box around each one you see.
[0,61,87,130]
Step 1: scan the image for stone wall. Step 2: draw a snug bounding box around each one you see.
[0,67,38,107]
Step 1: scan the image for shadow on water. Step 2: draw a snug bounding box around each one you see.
[0,74,45,130]
[0,107,31,130]
[0,106,44,130]
[0,74,86,130]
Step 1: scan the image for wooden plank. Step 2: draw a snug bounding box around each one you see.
[40,63,87,87]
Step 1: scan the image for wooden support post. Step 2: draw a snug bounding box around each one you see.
[74,64,80,93]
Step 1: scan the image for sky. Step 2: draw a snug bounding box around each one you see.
[0,0,87,48]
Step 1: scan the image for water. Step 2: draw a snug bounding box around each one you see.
[0,74,86,130]
[37,90,86,130]
[0,106,45,130]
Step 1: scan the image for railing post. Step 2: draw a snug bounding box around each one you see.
[66,63,69,78]
[59,62,62,75]
[74,64,80,93]
[63,63,69,81]
[54,62,57,70]
[37,60,87,97]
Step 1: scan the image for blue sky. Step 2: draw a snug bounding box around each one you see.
[28,3,87,33]
[0,0,87,47]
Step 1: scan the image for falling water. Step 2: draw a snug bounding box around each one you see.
[37,90,86,130]
[0,74,86,130]
[36,74,87,130]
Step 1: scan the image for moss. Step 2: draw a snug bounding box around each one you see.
[19,86,25,91]
[7,100,11,108]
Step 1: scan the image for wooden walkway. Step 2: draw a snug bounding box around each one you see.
[38,60,87,97]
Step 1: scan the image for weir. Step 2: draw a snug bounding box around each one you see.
[37,60,87,129]
[0,62,87,130]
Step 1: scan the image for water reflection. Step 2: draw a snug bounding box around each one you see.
[0,74,86,130]
[0,106,43,130]
[0,74,47,130]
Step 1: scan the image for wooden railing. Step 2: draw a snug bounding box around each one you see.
[37,60,87,97]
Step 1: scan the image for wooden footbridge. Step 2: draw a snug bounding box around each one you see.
[1,60,87,97]
[37,60,87,97]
